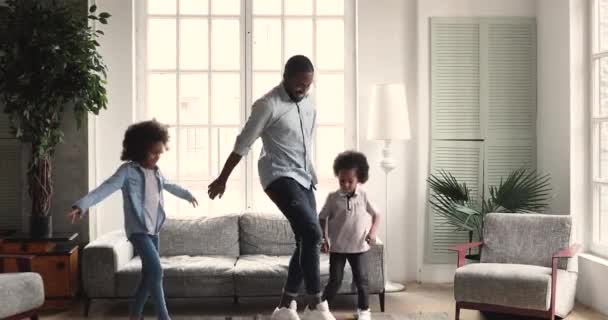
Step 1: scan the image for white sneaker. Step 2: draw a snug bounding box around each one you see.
[271,300,300,320]
[357,308,372,320]
[301,300,336,320]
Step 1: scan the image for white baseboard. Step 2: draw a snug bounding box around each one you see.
[419,264,456,283]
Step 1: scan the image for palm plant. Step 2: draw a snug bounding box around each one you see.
[427,168,553,241]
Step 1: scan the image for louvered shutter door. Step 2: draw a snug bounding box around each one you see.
[427,17,536,263]
[427,140,484,263]
[431,18,482,140]
[484,18,536,141]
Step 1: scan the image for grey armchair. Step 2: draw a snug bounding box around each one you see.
[449,213,580,320]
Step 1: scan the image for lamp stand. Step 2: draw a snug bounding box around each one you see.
[380,140,406,293]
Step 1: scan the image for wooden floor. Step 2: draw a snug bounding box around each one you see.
[42,283,608,320]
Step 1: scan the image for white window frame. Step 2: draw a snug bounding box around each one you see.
[591,0,608,258]
[134,0,357,216]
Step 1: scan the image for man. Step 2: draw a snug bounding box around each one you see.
[207,55,334,320]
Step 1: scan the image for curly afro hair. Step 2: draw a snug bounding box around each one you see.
[332,150,370,183]
[120,119,169,162]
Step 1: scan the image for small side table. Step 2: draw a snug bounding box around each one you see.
[0,232,79,310]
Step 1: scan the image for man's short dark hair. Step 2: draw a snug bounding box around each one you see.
[120,119,169,162]
[333,151,370,183]
[283,55,314,79]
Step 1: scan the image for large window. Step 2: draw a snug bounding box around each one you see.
[136,0,355,216]
[592,0,608,257]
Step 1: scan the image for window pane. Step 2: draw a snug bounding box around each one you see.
[211,73,241,125]
[601,122,608,179]
[316,126,344,178]
[316,19,344,70]
[316,0,344,15]
[285,19,313,62]
[158,127,177,180]
[252,141,280,213]
[600,58,608,117]
[254,0,281,15]
[253,72,280,101]
[253,19,282,70]
[285,0,312,15]
[180,74,209,124]
[212,0,240,15]
[315,179,335,212]
[148,73,177,124]
[211,19,240,70]
[316,73,344,124]
[148,19,177,69]
[163,190,179,216]
[601,0,608,51]
[180,19,209,70]
[148,0,176,14]
[600,185,608,242]
[180,0,208,14]
[180,128,210,180]
[211,127,242,178]
[176,180,245,216]
[253,183,280,212]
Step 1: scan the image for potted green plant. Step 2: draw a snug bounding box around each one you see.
[0,0,110,237]
[427,168,553,261]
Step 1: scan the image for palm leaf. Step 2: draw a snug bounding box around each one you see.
[489,168,552,213]
[427,170,470,202]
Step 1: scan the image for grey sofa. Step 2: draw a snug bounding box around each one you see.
[449,213,580,320]
[0,255,45,320]
[82,212,385,316]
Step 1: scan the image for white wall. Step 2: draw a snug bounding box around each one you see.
[416,0,537,283]
[578,254,608,316]
[357,0,417,282]
[537,0,572,215]
[88,0,136,239]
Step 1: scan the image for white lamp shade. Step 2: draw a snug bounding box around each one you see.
[367,83,411,141]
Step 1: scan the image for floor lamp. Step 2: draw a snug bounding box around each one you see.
[367,83,411,292]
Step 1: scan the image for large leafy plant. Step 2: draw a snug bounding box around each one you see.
[0,0,110,217]
[427,168,553,240]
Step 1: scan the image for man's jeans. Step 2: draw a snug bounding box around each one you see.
[265,177,322,296]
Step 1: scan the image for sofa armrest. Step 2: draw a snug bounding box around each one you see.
[83,230,133,297]
[448,241,484,268]
[553,244,581,260]
[368,239,385,293]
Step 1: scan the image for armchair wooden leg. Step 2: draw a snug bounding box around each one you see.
[379,291,385,312]
[455,303,461,320]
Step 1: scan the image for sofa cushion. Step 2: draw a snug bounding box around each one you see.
[481,213,572,269]
[234,254,354,296]
[116,255,236,297]
[0,273,44,318]
[160,214,239,257]
[239,212,296,255]
[455,263,552,311]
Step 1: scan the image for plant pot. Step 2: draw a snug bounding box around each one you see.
[465,253,481,264]
[30,215,52,238]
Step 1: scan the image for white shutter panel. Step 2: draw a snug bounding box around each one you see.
[484,140,536,193]
[483,18,536,192]
[431,18,481,140]
[0,139,22,230]
[426,140,484,263]
[483,18,536,141]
